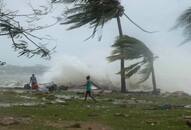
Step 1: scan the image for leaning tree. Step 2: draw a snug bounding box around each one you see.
[0,0,58,59]
[51,0,154,93]
[108,35,158,93]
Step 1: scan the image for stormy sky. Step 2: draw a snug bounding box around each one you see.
[1,0,191,92]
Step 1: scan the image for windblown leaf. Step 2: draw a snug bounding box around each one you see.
[56,0,124,39]
[126,65,141,78]
[138,62,153,83]
[175,7,191,44]
[108,35,155,83]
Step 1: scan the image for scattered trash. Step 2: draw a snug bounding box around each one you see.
[159,104,174,110]
[113,99,152,106]
[0,116,31,126]
[183,116,191,127]
[162,91,190,97]
[54,99,66,104]
[146,104,184,110]
[58,85,68,90]
[38,87,49,93]
[184,105,191,109]
[103,90,113,94]
[184,116,191,120]
[24,84,31,89]
[145,120,158,126]
[24,82,58,92]
[0,117,19,126]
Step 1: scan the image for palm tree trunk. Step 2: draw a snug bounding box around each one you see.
[117,16,127,93]
[151,61,157,94]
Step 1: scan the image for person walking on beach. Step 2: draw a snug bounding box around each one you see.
[30,74,38,90]
[84,75,99,102]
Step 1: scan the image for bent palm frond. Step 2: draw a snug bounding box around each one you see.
[54,0,124,39]
[108,35,155,83]
[175,7,191,44]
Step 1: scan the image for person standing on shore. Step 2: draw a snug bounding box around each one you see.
[30,74,38,90]
[84,75,100,102]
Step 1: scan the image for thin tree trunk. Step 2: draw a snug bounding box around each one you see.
[117,16,127,93]
[151,61,157,94]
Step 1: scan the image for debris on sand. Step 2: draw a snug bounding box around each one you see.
[146,104,185,110]
[55,99,66,104]
[184,116,191,120]
[0,116,31,126]
[67,123,81,128]
[159,104,176,110]
[145,120,158,126]
[184,105,191,109]
[114,113,129,118]
[47,121,111,130]
[58,85,68,90]
[112,98,152,106]
[162,91,190,97]
[24,84,30,89]
[0,117,18,126]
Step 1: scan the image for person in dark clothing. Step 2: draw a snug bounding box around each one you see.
[30,74,38,90]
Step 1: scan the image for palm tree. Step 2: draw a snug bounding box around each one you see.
[175,7,191,44]
[51,0,154,93]
[108,35,158,93]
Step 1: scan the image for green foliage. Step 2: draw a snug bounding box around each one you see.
[175,7,191,44]
[0,1,54,58]
[54,0,124,39]
[108,35,155,83]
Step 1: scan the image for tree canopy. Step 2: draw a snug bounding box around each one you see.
[0,0,56,59]
[175,7,191,44]
[108,35,156,83]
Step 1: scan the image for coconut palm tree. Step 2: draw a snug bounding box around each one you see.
[51,0,154,93]
[175,7,191,44]
[108,35,158,93]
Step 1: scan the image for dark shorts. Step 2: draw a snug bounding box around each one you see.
[85,91,92,96]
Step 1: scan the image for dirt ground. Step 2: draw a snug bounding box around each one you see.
[46,121,111,130]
